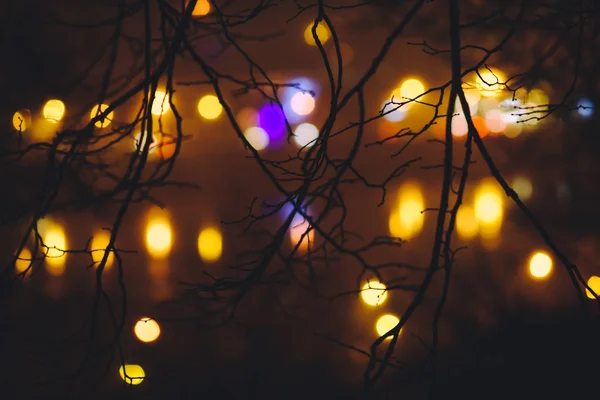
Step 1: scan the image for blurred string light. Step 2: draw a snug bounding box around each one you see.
[38,219,67,276]
[360,280,387,306]
[511,176,533,201]
[134,318,161,343]
[288,208,313,253]
[244,126,269,151]
[456,204,479,240]
[400,78,425,101]
[197,227,223,263]
[474,67,506,97]
[197,94,223,120]
[14,247,33,276]
[382,101,407,122]
[43,99,66,123]
[451,114,468,138]
[504,121,523,139]
[91,229,114,269]
[133,131,159,154]
[119,364,145,385]
[576,98,594,119]
[258,103,286,149]
[484,109,507,134]
[586,276,600,299]
[303,21,330,46]
[281,77,318,124]
[375,314,401,339]
[191,0,210,16]
[290,92,315,116]
[89,103,113,128]
[528,251,553,280]
[474,178,504,244]
[12,109,32,132]
[389,182,425,240]
[145,208,173,259]
[471,116,489,138]
[150,90,170,116]
[157,136,176,161]
[293,123,319,148]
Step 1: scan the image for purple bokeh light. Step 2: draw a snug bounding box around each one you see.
[258,103,286,149]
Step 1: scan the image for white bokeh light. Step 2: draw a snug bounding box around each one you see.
[244,126,269,151]
[293,123,319,148]
[382,101,407,122]
[290,92,316,116]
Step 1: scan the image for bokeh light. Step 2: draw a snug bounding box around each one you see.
[236,107,259,131]
[145,210,172,259]
[456,204,478,240]
[451,114,468,138]
[14,247,33,276]
[134,318,161,343]
[191,0,210,16]
[157,137,176,160]
[151,90,170,116]
[389,182,425,240]
[12,109,32,132]
[585,276,600,299]
[504,122,523,138]
[528,251,553,279]
[91,229,114,269]
[244,126,269,151]
[289,212,313,253]
[197,227,223,263]
[89,103,113,128]
[43,99,66,123]
[474,178,504,241]
[290,92,315,116]
[293,123,319,148]
[511,176,533,201]
[472,116,489,138]
[485,109,507,134]
[133,131,158,154]
[304,21,330,46]
[382,101,407,122]
[400,78,425,100]
[197,94,223,120]
[475,68,506,97]
[576,98,594,119]
[258,103,286,149]
[527,89,549,107]
[375,314,401,339]
[360,280,387,306]
[43,223,67,276]
[119,364,145,385]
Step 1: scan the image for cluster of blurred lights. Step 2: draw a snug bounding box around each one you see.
[360,279,402,340]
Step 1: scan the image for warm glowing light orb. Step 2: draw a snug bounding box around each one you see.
[528,251,553,279]
[134,318,161,343]
[485,109,507,134]
[15,247,32,275]
[456,205,478,240]
[400,78,425,100]
[91,230,114,269]
[586,276,600,299]
[145,213,172,259]
[290,92,316,116]
[89,104,114,128]
[382,101,407,122]
[119,364,145,385]
[289,212,313,252]
[43,99,66,123]
[512,176,533,201]
[475,192,503,225]
[151,90,170,116]
[451,114,468,138]
[244,126,270,151]
[133,131,159,154]
[304,21,330,46]
[197,94,223,120]
[389,182,425,239]
[360,280,387,306]
[504,122,523,138]
[12,109,32,132]
[44,226,67,276]
[191,0,210,16]
[527,89,549,107]
[293,123,319,148]
[475,68,506,97]
[375,314,401,339]
[197,227,223,263]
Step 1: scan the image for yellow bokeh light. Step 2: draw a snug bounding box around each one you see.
[303,21,330,46]
[528,251,553,279]
[151,90,170,116]
[197,227,223,263]
[15,247,33,275]
[475,192,503,224]
[197,94,223,120]
[91,230,114,269]
[475,68,506,97]
[360,280,387,306]
[504,122,523,138]
[585,276,600,299]
[191,0,210,16]
[119,364,145,385]
[44,226,67,276]
[12,109,32,132]
[43,99,66,123]
[133,131,159,154]
[290,92,316,116]
[145,213,172,259]
[375,314,401,339]
[389,182,425,240]
[512,176,533,201]
[89,104,114,128]
[134,318,161,343]
[290,215,314,252]
[400,78,425,100]
[456,204,478,240]
[527,89,549,107]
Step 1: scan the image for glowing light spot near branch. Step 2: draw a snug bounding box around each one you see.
[91,230,114,269]
[382,101,407,122]
[43,99,66,123]
[474,178,504,241]
[485,109,507,134]
[119,364,145,385]
[244,126,269,151]
[304,21,330,46]
[528,251,552,279]
[586,276,600,299]
[145,210,172,259]
[89,104,114,128]
[389,182,425,239]
[191,0,210,16]
[14,247,32,275]
[504,122,523,138]
[375,314,401,339]
[576,98,594,119]
[527,89,549,107]
[293,123,319,148]
[151,91,170,116]
[475,68,506,97]
[134,318,161,343]
[360,280,387,306]
[133,131,159,154]
[43,224,67,276]
[456,205,478,240]
[290,92,315,116]
[472,116,489,138]
[511,176,533,201]
[258,104,286,149]
[12,109,32,132]
[197,227,223,263]
[400,78,425,100]
[197,94,223,120]
[289,212,313,253]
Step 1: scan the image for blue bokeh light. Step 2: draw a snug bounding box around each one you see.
[576,98,594,119]
[258,103,286,149]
